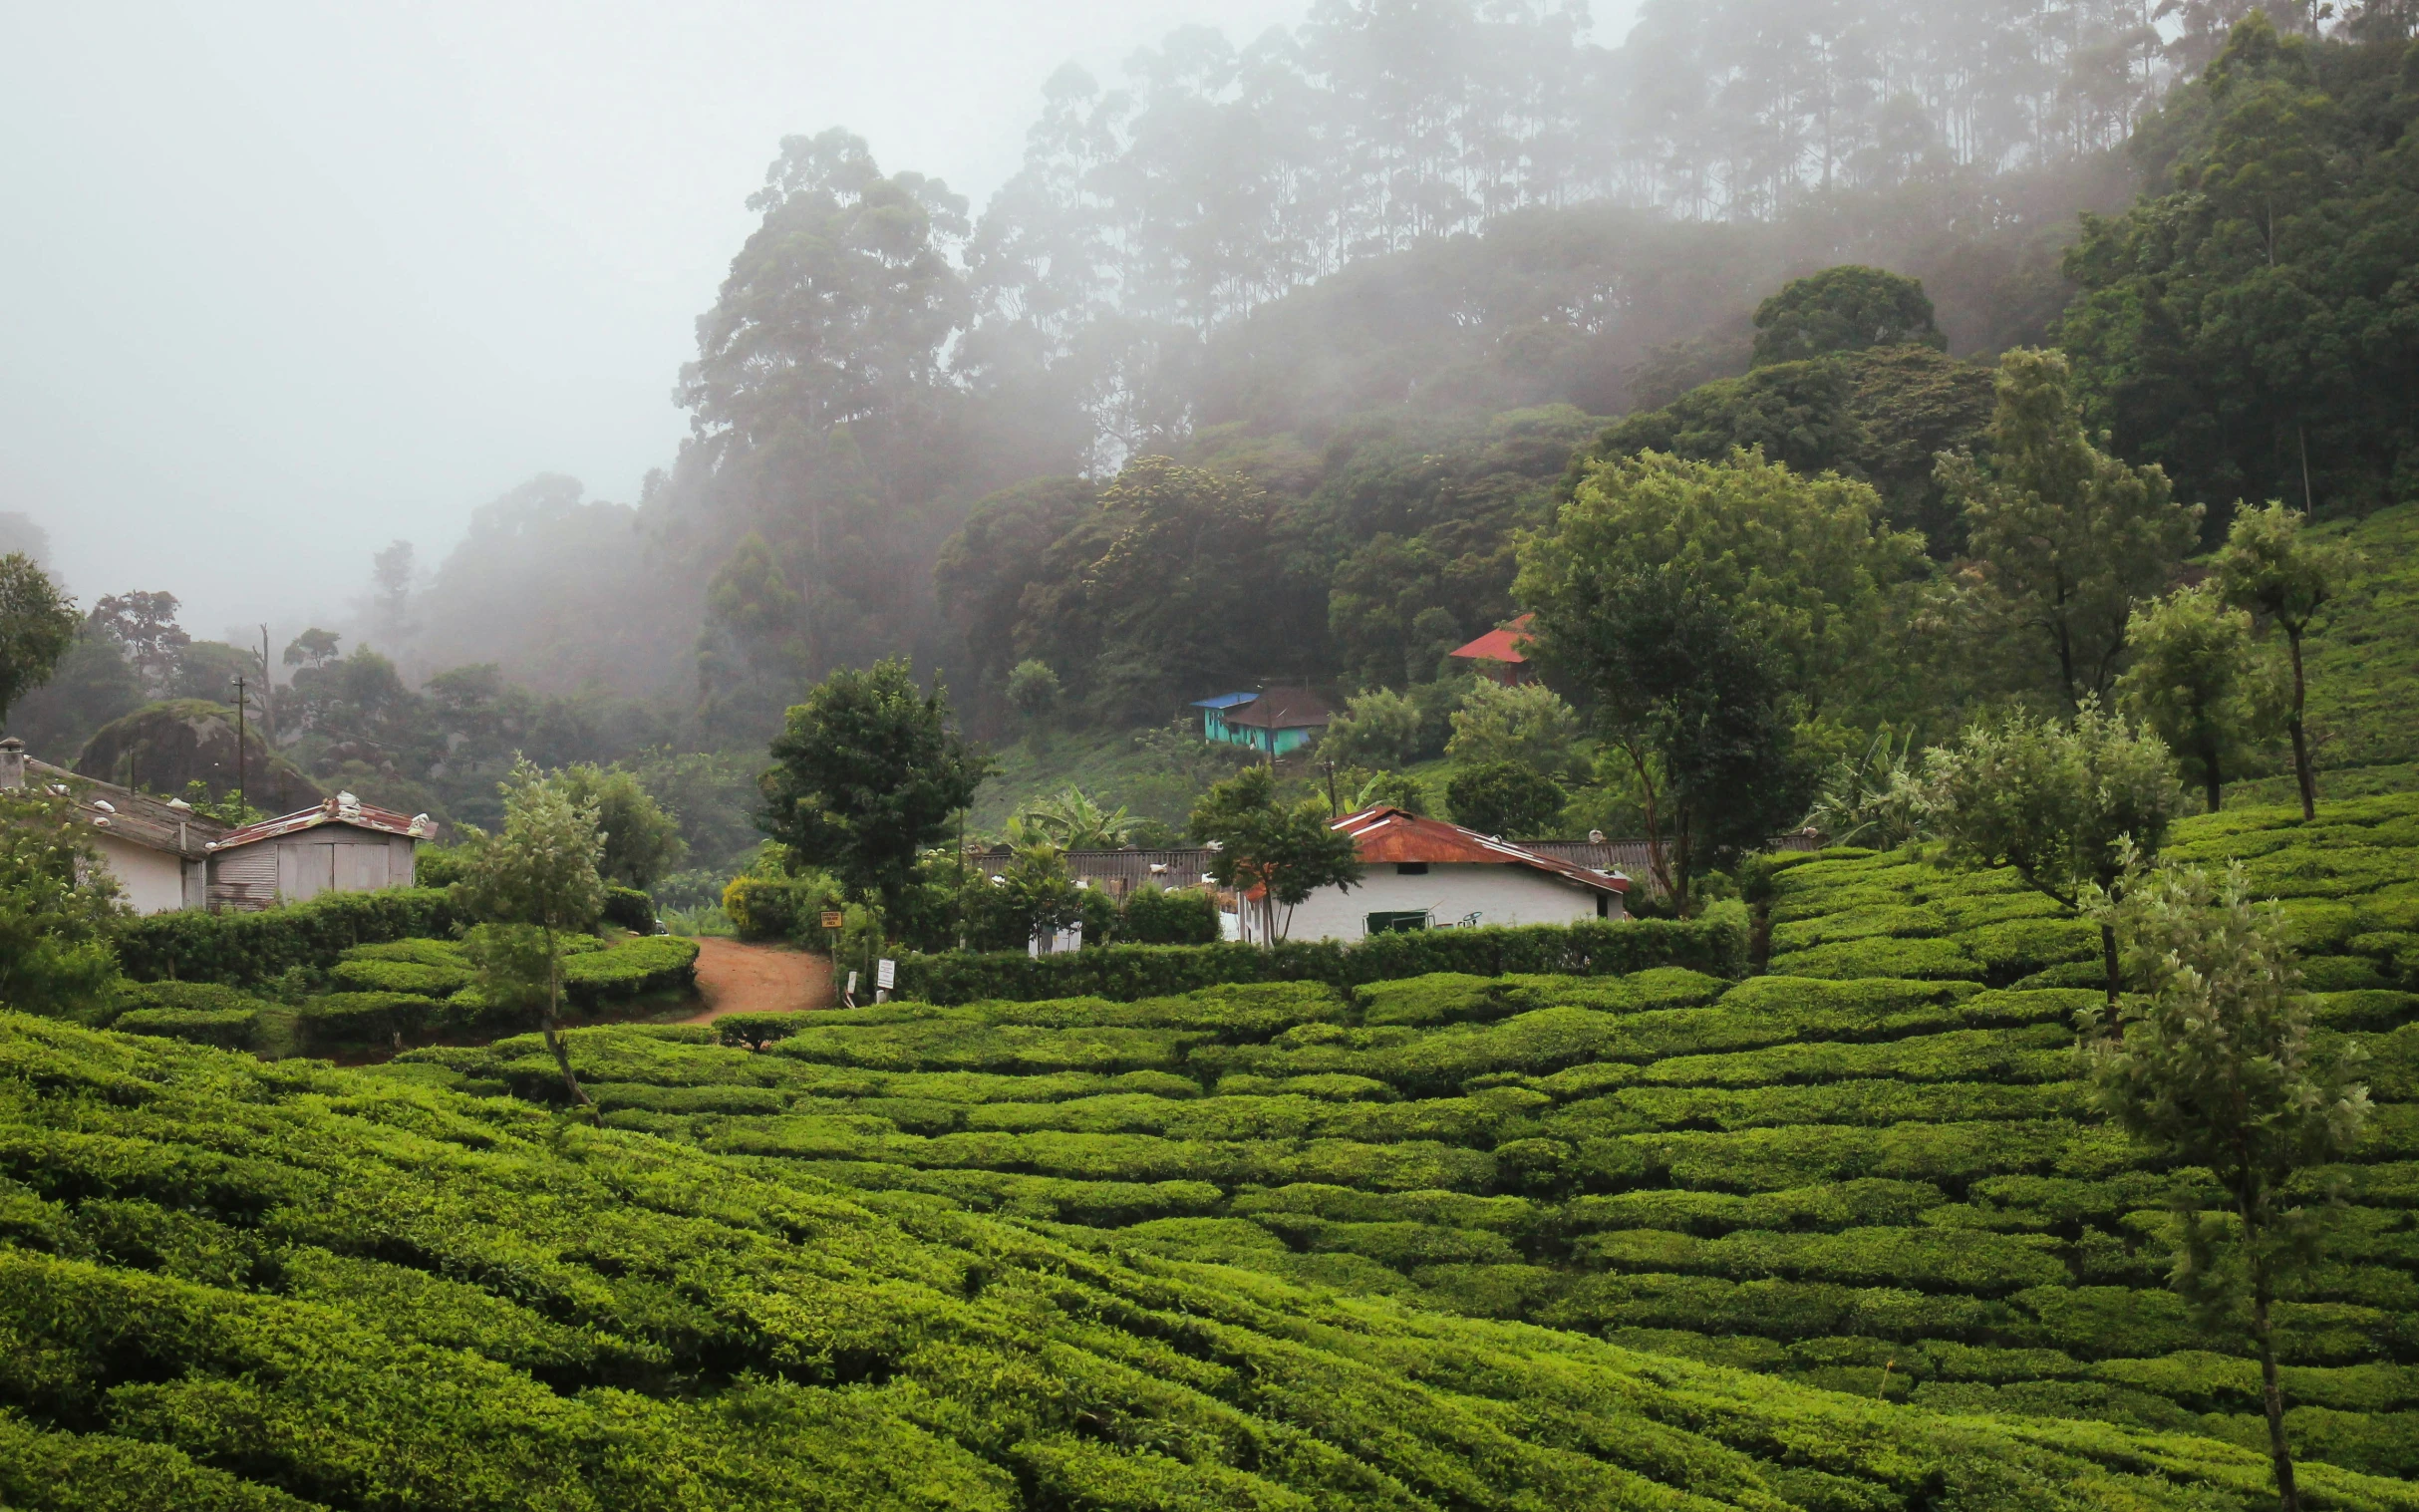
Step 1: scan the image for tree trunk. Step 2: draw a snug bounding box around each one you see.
[538,923,593,1114]
[2100,920,2122,1014]
[2252,1262,2300,1512]
[2284,627,2315,820]
[2200,737,2224,813]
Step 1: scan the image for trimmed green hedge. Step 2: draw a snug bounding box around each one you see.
[110,1006,260,1051]
[117,887,460,986]
[892,913,1749,1005]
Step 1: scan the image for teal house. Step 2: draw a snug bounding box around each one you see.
[1193,687,1334,756]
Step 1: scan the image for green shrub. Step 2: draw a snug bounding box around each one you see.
[110,979,276,1024]
[717,1013,810,1051]
[603,886,658,933]
[1764,936,1984,981]
[110,1006,259,1051]
[1116,886,1220,945]
[295,991,437,1055]
[117,887,459,986]
[558,935,701,1008]
[329,957,471,998]
[723,874,841,944]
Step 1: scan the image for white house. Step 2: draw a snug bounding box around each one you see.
[1,737,216,913]
[0,737,432,914]
[1234,805,1630,944]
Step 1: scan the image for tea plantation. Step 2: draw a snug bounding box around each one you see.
[389,792,2419,1497]
[3,798,2415,1507]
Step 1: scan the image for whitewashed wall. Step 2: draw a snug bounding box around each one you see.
[1267,862,1617,943]
[92,832,188,915]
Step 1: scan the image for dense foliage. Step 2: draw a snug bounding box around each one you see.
[2062,15,2419,523]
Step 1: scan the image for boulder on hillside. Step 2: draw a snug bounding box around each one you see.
[75,700,324,813]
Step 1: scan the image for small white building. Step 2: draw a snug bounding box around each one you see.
[1235,805,1630,944]
[1,737,216,913]
[0,738,431,914]
[204,792,431,910]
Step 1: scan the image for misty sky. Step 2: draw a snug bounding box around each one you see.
[2,1,1635,646]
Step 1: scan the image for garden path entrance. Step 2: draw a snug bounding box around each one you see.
[676,937,833,1022]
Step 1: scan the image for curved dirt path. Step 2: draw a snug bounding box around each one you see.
[676,937,833,1024]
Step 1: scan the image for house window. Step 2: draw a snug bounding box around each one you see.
[1394,862,1428,875]
[1365,910,1429,935]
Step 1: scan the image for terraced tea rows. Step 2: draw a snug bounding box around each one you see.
[12,1017,2411,1510]
[412,793,2419,1482]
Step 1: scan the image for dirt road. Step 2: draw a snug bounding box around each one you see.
[675,937,833,1024]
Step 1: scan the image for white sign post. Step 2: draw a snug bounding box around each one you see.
[843,970,858,1008]
[876,958,896,1002]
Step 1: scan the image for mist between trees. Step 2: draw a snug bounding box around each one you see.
[4,4,2414,895]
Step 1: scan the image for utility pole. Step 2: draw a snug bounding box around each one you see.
[230,676,247,814]
[258,624,276,751]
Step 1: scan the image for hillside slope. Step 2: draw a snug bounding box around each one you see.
[403,792,2419,1491]
[0,1004,2403,1508]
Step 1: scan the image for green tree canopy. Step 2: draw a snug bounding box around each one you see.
[2117,584,2279,813]
[1444,681,1582,773]
[0,553,78,729]
[1445,760,1566,840]
[0,785,122,1019]
[1751,265,1943,367]
[1922,701,2184,1002]
[1941,348,2202,714]
[1527,447,1927,726]
[454,762,608,1107]
[551,763,687,889]
[2086,858,2371,1512]
[758,658,994,924]
[2215,500,2359,819]
[1189,765,1361,943]
[2062,16,2419,520]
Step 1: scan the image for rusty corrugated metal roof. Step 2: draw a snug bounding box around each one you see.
[207,793,432,852]
[1331,805,1629,896]
[1448,612,1535,665]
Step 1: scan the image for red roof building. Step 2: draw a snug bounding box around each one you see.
[1447,613,1536,685]
[1234,803,1629,942]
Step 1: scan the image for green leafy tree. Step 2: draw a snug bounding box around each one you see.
[2062,16,2419,519]
[551,764,687,888]
[1527,448,1926,727]
[1342,767,1428,817]
[0,785,122,1019]
[1525,574,1800,913]
[758,658,995,926]
[1324,688,1429,768]
[1445,761,1566,839]
[0,554,78,729]
[1006,659,1060,745]
[2117,583,2279,813]
[92,591,189,696]
[1923,701,2184,1004]
[1804,729,1927,848]
[996,844,1082,948]
[1189,765,1362,944]
[1444,681,1582,773]
[2214,501,2358,819]
[1940,349,2202,714]
[1750,265,1943,367]
[454,763,607,1108]
[1009,786,1133,850]
[2084,857,2371,1512]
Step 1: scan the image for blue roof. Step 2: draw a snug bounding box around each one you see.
[1190,692,1260,710]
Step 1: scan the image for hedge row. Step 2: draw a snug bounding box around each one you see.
[892,912,1749,1004]
[116,887,460,986]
